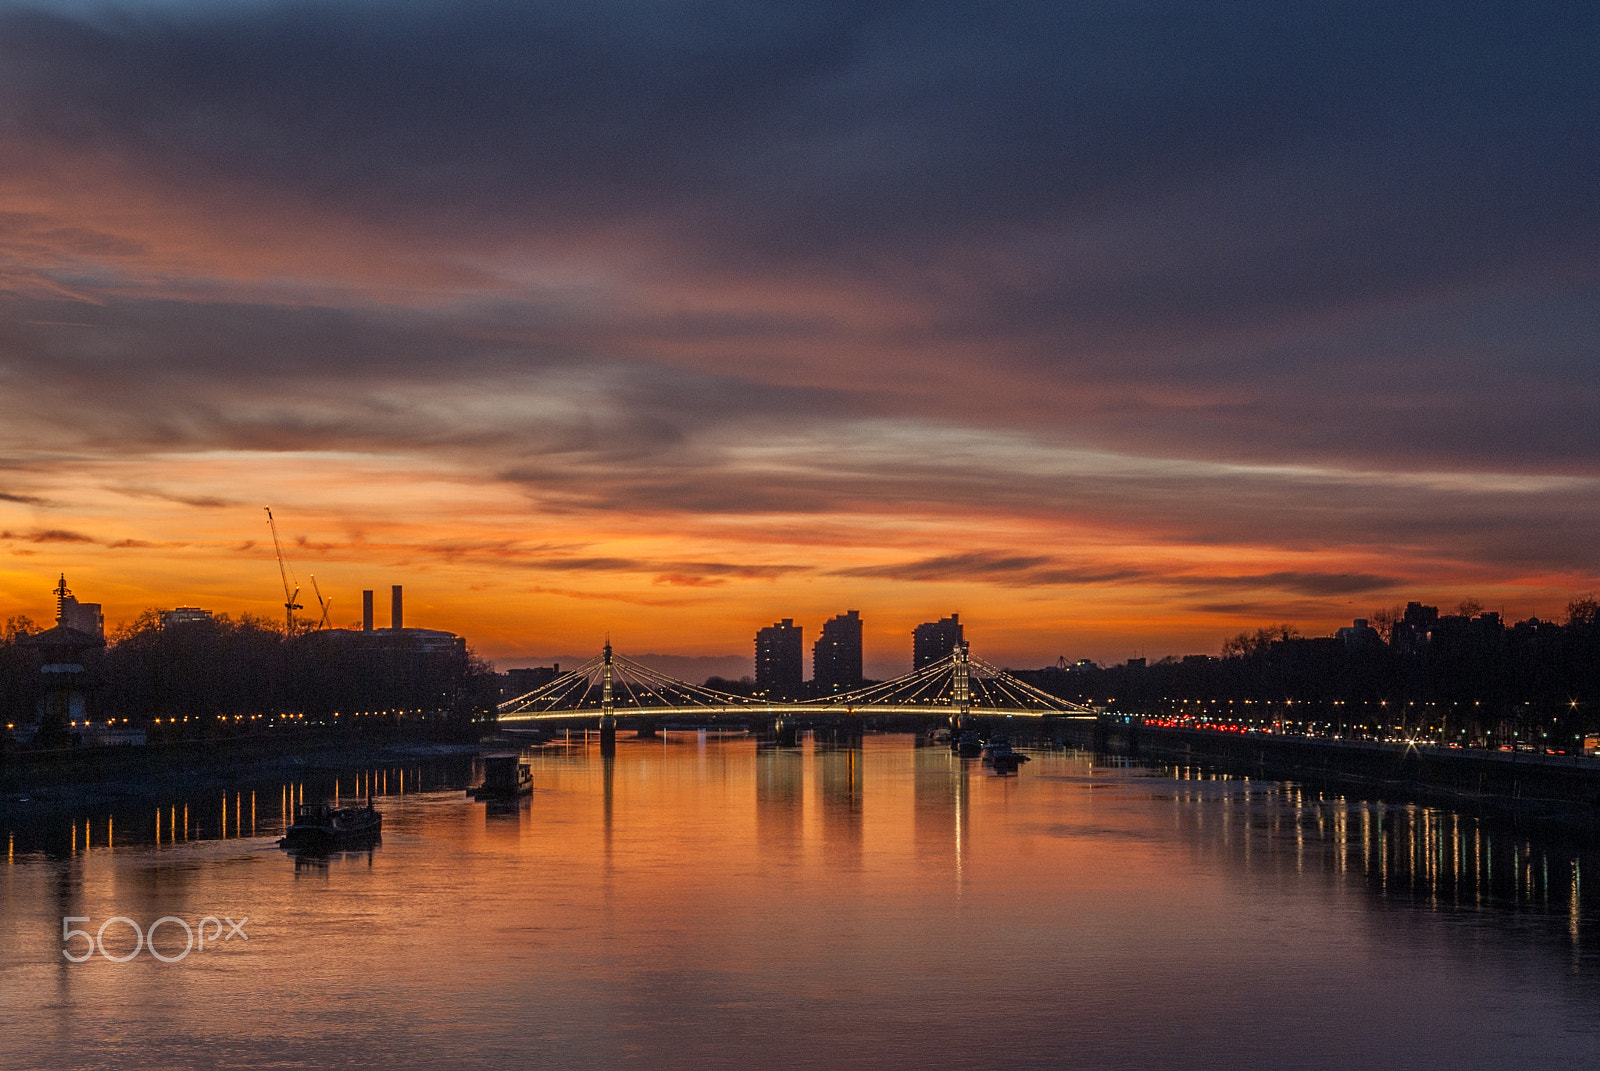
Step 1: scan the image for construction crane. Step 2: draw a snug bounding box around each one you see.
[264,506,302,634]
[310,574,332,630]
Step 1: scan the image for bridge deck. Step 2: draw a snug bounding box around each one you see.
[499,705,1098,722]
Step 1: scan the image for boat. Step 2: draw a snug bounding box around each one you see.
[982,739,1030,774]
[952,730,985,758]
[471,755,533,800]
[278,800,383,852]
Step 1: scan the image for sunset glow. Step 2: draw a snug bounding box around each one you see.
[1,0,1596,672]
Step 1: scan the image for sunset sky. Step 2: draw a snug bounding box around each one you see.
[0,1,1596,675]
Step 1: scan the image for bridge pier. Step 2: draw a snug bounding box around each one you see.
[636,717,658,739]
[829,710,863,746]
[1041,715,1066,749]
[774,716,798,748]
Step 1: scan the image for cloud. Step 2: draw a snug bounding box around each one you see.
[1,527,95,543]
[653,574,726,588]
[523,585,703,608]
[836,552,1061,583]
[1190,599,1372,620]
[0,0,1594,657]
[503,555,806,580]
[1176,572,1403,597]
[385,536,813,581]
[112,485,238,508]
[832,552,1401,597]
[0,526,175,549]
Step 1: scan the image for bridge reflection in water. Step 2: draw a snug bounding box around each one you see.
[6,734,1590,949]
[510,733,1596,967]
[10,740,1591,939]
[7,735,1599,1071]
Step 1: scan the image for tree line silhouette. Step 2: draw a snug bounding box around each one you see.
[6,596,1600,751]
[1020,598,1600,750]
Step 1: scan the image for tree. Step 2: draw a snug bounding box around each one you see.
[1222,624,1300,657]
[1368,605,1404,643]
[1566,595,1599,628]
[0,618,38,726]
[1456,597,1486,619]
[103,610,287,726]
[109,608,162,643]
[459,652,503,721]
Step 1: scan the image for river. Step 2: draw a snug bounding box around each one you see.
[2,733,1597,1069]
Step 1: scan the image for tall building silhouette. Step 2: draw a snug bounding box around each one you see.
[755,618,804,697]
[53,574,103,638]
[813,610,863,692]
[912,613,963,670]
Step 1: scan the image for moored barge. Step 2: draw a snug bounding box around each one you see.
[278,801,383,852]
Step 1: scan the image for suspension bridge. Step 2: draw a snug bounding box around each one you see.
[497,641,1097,731]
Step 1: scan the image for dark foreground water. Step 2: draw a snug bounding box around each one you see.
[2,734,1598,1070]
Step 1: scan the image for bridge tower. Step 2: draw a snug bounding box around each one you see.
[599,638,617,756]
[950,641,972,732]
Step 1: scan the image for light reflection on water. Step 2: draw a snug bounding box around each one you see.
[4,758,472,858]
[2,734,1598,1070]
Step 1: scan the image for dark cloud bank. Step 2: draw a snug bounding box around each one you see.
[0,0,1596,584]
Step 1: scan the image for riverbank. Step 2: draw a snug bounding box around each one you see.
[0,730,488,820]
[1109,720,1600,837]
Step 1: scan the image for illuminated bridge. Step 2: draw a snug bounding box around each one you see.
[497,641,1097,728]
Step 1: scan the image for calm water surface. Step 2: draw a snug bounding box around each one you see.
[2,734,1598,1070]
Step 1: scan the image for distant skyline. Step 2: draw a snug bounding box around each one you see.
[1,1,1596,667]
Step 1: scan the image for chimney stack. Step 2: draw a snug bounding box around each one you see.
[391,585,403,630]
[362,590,374,631]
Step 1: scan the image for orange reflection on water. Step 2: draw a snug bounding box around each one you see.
[3,734,1599,1071]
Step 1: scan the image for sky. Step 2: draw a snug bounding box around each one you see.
[0,0,1596,676]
